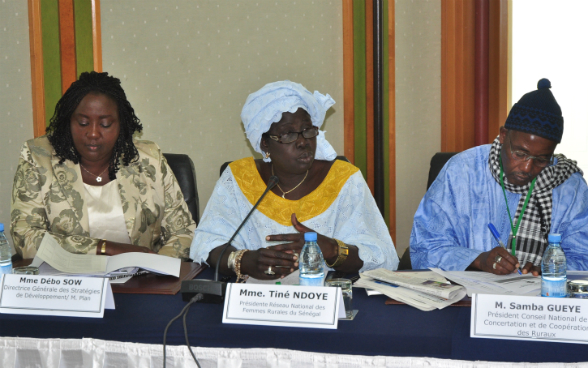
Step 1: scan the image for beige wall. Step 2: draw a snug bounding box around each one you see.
[101,0,344,216]
[395,0,442,256]
[0,0,441,257]
[0,0,34,249]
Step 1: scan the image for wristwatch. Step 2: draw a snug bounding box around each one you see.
[326,239,349,268]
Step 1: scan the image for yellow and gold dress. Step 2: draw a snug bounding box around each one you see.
[189,157,399,272]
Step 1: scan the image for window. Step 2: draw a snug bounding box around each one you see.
[512,0,588,173]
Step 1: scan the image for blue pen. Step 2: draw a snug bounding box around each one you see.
[487,223,522,275]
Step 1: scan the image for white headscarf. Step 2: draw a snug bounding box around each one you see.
[241,80,337,162]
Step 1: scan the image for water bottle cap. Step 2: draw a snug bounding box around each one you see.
[304,232,317,242]
[548,233,561,243]
[0,223,4,232]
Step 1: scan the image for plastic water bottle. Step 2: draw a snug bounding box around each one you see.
[0,223,12,275]
[299,232,325,286]
[541,233,567,298]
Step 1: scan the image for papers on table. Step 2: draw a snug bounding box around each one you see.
[32,233,181,278]
[36,263,141,284]
[355,269,467,311]
[363,269,466,299]
[429,268,541,297]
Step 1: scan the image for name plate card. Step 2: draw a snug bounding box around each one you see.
[223,283,344,329]
[0,274,114,318]
[471,294,588,345]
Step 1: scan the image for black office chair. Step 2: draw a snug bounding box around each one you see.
[426,152,458,190]
[397,151,458,270]
[219,155,351,177]
[163,153,200,225]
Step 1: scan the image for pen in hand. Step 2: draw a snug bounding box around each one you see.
[487,223,522,275]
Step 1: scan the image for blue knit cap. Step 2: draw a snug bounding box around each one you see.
[505,78,563,143]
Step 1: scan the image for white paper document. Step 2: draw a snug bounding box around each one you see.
[430,268,541,297]
[361,271,446,296]
[34,233,180,277]
[362,269,465,299]
[354,270,467,311]
[36,263,138,284]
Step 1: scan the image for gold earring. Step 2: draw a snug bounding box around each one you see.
[264,152,270,159]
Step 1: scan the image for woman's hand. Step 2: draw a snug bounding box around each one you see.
[266,214,339,265]
[98,241,156,256]
[240,247,298,280]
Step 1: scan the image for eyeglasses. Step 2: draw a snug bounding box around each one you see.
[267,126,319,144]
[507,136,553,168]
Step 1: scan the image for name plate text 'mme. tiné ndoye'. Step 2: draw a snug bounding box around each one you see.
[223,283,345,329]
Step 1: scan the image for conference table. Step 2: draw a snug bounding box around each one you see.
[1,266,588,366]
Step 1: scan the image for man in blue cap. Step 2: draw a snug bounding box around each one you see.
[411,79,588,275]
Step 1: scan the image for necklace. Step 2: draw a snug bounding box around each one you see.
[80,164,109,183]
[271,165,309,199]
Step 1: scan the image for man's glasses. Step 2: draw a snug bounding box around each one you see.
[507,136,553,168]
[267,126,319,144]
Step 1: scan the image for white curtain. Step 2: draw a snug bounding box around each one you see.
[0,337,584,368]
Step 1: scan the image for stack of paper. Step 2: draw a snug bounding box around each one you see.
[429,268,541,297]
[355,269,467,311]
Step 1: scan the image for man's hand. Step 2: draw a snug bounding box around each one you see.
[471,247,520,275]
[521,261,540,276]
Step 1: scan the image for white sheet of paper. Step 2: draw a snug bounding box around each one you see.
[355,276,465,311]
[36,233,108,274]
[104,252,180,277]
[34,233,180,277]
[430,268,541,297]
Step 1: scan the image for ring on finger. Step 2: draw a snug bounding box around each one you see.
[493,262,497,270]
[264,266,275,275]
[495,255,503,263]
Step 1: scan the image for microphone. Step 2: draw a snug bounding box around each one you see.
[181,175,279,303]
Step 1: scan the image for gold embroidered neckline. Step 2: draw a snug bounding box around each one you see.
[230,157,358,226]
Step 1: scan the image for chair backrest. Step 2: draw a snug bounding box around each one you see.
[219,155,351,177]
[399,151,458,270]
[427,152,458,190]
[163,153,200,225]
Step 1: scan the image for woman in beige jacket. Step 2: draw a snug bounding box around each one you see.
[11,72,195,259]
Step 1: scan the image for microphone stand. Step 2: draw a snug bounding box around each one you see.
[181,175,279,303]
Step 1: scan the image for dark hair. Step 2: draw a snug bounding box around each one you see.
[46,71,143,180]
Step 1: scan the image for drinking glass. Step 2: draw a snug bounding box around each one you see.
[326,278,353,319]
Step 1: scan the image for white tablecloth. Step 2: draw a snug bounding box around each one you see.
[1,336,585,368]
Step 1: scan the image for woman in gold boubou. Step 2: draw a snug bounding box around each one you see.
[190,80,398,280]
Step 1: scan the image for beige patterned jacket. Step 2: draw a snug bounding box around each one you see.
[10,136,195,259]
